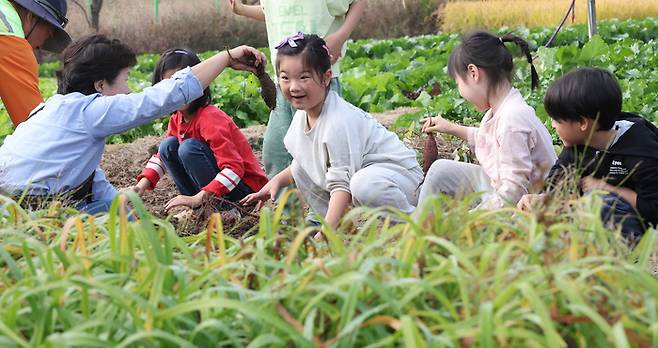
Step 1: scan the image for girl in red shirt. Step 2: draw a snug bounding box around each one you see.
[132,48,268,211]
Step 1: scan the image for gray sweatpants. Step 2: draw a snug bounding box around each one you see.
[292,162,423,216]
[418,159,493,206]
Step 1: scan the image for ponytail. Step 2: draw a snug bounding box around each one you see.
[447,31,539,92]
[500,34,539,90]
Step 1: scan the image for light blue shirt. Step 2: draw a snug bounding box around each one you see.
[0,67,203,201]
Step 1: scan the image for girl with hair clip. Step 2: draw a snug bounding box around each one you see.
[241,33,422,231]
[130,48,268,212]
[418,31,557,209]
[228,0,367,182]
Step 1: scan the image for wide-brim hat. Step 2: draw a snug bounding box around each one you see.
[13,0,71,52]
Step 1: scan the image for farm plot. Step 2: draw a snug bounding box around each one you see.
[0,18,657,348]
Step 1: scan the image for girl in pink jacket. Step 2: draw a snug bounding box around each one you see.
[419,31,557,209]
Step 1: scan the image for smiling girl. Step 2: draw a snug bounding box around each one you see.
[242,33,422,229]
[419,31,556,209]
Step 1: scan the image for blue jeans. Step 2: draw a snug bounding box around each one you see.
[76,198,137,221]
[159,137,253,204]
[599,193,645,242]
[76,199,113,214]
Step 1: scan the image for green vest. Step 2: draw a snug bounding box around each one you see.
[0,0,24,38]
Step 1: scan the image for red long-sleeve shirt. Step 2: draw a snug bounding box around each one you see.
[138,105,267,197]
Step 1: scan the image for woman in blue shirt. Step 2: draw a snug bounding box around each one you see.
[0,34,265,214]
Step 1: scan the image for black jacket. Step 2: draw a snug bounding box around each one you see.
[547,113,658,226]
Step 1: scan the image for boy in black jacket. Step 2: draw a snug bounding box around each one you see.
[518,67,658,240]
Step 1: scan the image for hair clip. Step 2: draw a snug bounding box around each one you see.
[322,44,331,57]
[275,32,305,49]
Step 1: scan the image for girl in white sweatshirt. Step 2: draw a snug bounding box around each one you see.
[242,33,422,229]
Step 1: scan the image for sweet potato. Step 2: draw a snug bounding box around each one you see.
[423,133,439,174]
[236,53,277,111]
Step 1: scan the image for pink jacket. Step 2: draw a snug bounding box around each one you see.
[467,88,557,208]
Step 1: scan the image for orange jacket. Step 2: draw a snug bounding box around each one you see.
[0,35,43,127]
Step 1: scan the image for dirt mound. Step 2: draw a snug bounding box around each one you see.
[102,136,175,217]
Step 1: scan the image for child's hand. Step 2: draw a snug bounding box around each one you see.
[240,180,281,208]
[227,0,243,14]
[581,176,613,193]
[165,190,207,212]
[517,193,547,211]
[128,178,151,197]
[421,115,451,134]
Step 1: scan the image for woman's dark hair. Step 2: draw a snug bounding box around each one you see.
[544,67,621,131]
[275,33,332,85]
[447,31,539,91]
[56,35,136,95]
[152,48,212,115]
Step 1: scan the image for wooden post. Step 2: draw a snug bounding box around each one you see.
[587,0,597,38]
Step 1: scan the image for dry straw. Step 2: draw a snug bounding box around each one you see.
[441,0,658,31]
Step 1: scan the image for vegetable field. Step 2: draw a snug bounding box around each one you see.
[1,18,658,347]
[1,18,656,144]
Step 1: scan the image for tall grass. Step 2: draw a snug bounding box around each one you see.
[1,189,657,346]
[440,0,658,32]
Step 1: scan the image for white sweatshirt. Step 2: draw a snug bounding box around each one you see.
[284,91,419,194]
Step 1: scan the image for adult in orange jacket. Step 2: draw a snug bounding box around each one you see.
[0,0,71,127]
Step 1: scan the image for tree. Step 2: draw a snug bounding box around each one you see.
[70,0,103,32]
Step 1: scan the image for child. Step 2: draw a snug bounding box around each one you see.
[228,0,367,179]
[241,33,422,229]
[0,34,265,214]
[131,48,268,211]
[518,67,658,240]
[418,31,557,209]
